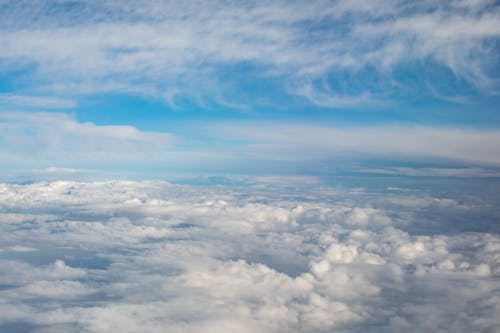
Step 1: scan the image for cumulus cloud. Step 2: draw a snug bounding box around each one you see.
[0,180,499,332]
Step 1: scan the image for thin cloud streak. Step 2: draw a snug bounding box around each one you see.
[0,94,76,109]
[214,123,500,166]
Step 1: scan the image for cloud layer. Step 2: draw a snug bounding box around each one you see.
[0,0,498,107]
[2,112,500,177]
[213,122,500,166]
[0,180,499,332]
[0,112,175,171]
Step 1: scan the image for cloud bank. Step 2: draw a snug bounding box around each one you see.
[0,180,499,332]
[213,122,500,166]
[2,112,500,177]
[0,112,175,172]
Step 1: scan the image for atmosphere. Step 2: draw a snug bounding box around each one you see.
[0,1,499,332]
[0,0,499,178]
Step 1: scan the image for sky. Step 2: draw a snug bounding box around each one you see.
[0,0,499,179]
[1,2,500,332]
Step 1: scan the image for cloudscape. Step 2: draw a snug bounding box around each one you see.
[0,1,499,332]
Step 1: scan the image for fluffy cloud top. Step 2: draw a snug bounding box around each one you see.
[0,180,499,332]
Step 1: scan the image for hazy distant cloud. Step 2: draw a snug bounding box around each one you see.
[358,167,500,177]
[0,94,76,109]
[0,0,497,108]
[34,167,88,174]
[0,180,498,332]
[0,111,176,168]
[2,112,500,175]
[213,122,500,166]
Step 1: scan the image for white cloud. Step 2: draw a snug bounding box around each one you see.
[0,94,76,109]
[0,180,498,332]
[6,280,94,299]
[0,111,176,168]
[33,166,91,174]
[212,122,500,166]
[4,112,500,174]
[358,167,500,177]
[0,0,497,106]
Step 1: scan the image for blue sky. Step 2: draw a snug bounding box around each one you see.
[0,0,499,179]
[2,3,500,331]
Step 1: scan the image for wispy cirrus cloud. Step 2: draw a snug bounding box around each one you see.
[0,0,498,108]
